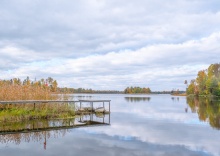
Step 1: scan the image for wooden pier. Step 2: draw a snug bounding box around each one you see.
[0,99,111,114]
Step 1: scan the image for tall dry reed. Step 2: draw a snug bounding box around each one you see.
[0,84,58,101]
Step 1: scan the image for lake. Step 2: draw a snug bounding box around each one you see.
[0,94,220,156]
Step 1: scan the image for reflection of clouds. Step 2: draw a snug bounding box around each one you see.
[73,94,219,156]
[0,129,212,156]
[84,114,219,156]
[111,99,198,123]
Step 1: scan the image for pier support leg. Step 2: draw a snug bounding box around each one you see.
[109,102,111,124]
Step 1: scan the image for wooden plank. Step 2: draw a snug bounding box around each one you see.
[79,100,111,102]
[0,100,111,104]
[0,100,79,104]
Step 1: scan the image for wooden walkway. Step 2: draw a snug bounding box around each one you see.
[0,100,111,104]
[0,99,111,113]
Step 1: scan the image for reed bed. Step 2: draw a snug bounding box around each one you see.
[0,79,76,122]
[0,84,57,101]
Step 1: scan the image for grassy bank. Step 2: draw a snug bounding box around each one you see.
[0,103,75,123]
[186,94,220,98]
[171,93,187,96]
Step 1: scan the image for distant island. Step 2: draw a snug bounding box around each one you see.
[186,63,220,97]
[124,86,151,94]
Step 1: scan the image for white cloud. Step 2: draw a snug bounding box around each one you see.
[1,32,219,90]
[0,0,220,90]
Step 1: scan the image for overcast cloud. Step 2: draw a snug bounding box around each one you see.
[0,0,220,90]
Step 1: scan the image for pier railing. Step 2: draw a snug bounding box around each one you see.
[0,100,111,113]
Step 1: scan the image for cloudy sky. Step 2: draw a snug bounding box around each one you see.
[0,0,220,91]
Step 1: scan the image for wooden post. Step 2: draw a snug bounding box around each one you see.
[109,102,110,113]
[90,102,92,121]
[109,101,110,124]
[92,102,93,121]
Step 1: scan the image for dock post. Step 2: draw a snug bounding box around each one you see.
[90,102,92,121]
[91,102,92,113]
[109,101,110,113]
[92,102,93,121]
[109,101,111,124]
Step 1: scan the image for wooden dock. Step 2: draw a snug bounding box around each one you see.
[0,99,110,104]
[0,99,111,114]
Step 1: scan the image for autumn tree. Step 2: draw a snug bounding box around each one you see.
[186,63,220,96]
[124,86,151,94]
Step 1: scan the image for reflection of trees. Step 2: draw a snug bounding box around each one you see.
[187,97,220,129]
[0,129,69,145]
[0,119,73,145]
[0,114,110,146]
[124,97,151,102]
[1,118,75,132]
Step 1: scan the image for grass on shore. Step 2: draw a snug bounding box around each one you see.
[171,93,187,96]
[0,103,75,123]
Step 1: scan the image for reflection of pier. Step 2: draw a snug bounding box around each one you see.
[0,113,110,135]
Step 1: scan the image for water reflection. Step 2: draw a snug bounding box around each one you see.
[0,128,68,148]
[187,97,220,129]
[171,97,180,102]
[124,97,151,102]
[0,113,110,147]
[1,94,220,156]
[77,95,92,98]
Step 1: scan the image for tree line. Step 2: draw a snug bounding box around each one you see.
[57,87,123,94]
[186,63,220,96]
[124,86,151,94]
[0,76,58,92]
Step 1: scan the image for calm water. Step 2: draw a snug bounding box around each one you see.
[0,94,220,156]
